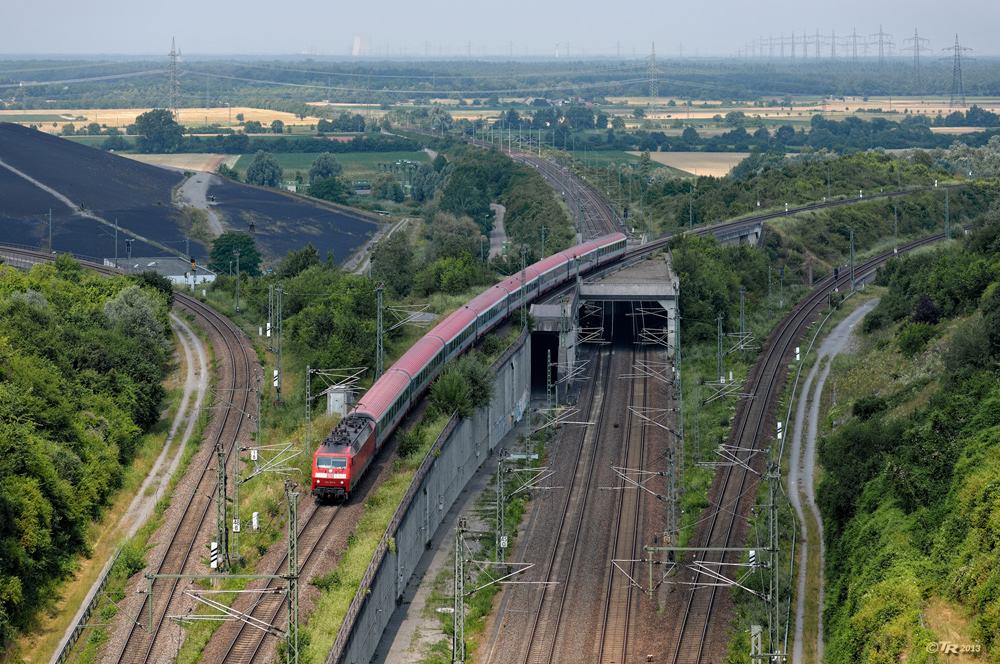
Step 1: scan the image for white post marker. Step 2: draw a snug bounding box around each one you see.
[252,512,259,532]
[796,346,800,361]
[210,542,219,569]
[777,421,783,440]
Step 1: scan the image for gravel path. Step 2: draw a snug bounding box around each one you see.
[788,298,878,664]
[49,313,209,664]
[174,171,226,236]
[345,217,408,275]
[488,203,507,259]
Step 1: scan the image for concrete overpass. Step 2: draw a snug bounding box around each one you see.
[531,252,677,399]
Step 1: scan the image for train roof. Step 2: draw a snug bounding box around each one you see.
[533,253,569,275]
[464,285,508,314]
[557,241,599,262]
[496,267,540,294]
[593,232,627,247]
[390,336,444,377]
[426,306,477,343]
[353,370,410,422]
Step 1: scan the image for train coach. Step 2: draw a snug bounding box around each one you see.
[312,232,626,501]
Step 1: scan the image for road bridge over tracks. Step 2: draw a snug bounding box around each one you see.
[531,252,677,400]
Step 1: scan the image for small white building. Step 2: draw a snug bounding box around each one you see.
[104,256,217,287]
[325,384,357,417]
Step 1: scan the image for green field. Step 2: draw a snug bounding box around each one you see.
[233,150,429,181]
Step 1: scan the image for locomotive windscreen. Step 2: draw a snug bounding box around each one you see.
[316,456,348,469]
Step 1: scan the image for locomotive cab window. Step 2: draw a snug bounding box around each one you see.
[317,456,347,469]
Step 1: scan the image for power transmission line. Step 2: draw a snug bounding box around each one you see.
[168,37,180,116]
[942,34,974,108]
[902,29,932,96]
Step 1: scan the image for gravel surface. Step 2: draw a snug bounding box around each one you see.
[48,314,209,664]
[788,299,878,664]
[99,302,258,664]
[175,172,226,236]
[488,204,506,259]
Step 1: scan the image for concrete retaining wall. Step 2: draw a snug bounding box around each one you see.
[328,329,531,664]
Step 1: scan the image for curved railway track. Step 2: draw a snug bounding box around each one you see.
[668,230,957,664]
[0,248,256,664]
[110,293,253,664]
[1,156,968,663]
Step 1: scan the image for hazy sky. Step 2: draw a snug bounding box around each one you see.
[2,0,997,58]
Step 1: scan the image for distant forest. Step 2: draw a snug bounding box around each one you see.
[3,58,1000,113]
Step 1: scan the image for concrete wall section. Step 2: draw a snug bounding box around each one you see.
[329,330,531,664]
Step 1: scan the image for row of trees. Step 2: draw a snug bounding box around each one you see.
[0,258,171,650]
[113,110,414,155]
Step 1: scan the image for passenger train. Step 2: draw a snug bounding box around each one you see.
[311,232,628,501]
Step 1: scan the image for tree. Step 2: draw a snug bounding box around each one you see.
[725,111,747,128]
[236,113,245,122]
[309,152,343,183]
[104,285,168,350]
[271,119,285,134]
[309,177,348,204]
[243,120,264,134]
[101,134,129,151]
[611,116,626,130]
[245,150,282,188]
[279,244,321,279]
[371,230,416,297]
[429,104,453,131]
[426,212,480,261]
[633,107,646,119]
[595,111,609,129]
[134,109,182,153]
[912,294,943,325]
[87,122,102,135]
[639,150,653,179]
[371,172,405,202]
[564,106,595,130]
[208,232,262,277]
[215,163,240,181]
[440,167,492,232]
[61,123,76,136]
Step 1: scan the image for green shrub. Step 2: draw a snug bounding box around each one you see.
[852,395,888,421]
[430,368,471,418]
[897,322,936,356]
[396,425,424,458]
[112,539,148,580]
[481,334,505,356]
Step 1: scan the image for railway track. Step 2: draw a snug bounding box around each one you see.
[519,339,616,664]
[668,230,956,664]
[597,344,649,664]
[0,248,257,664]
[217,501,340,663]
[514,154,620,239]
[113,293,254,664]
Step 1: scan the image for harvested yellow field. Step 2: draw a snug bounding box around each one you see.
[0,107,324,131]
[929,126,988,134]
[629,151,752,177]
[119,153,228,172]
